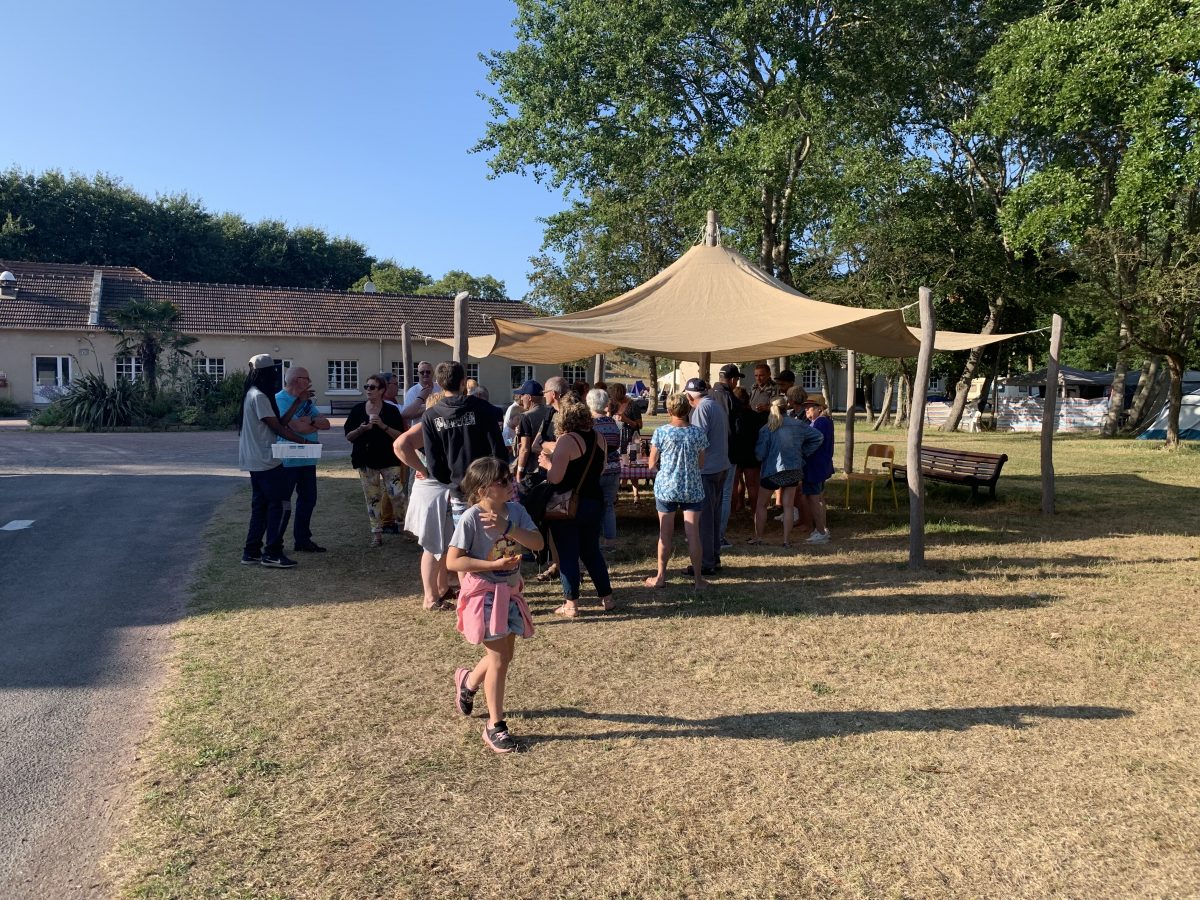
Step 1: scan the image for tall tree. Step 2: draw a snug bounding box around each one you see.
[976,0,1200,447]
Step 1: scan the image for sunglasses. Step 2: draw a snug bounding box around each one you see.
[365,384,383,391]
[418,370,433,376]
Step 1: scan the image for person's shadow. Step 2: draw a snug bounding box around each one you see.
[519,704,1131,744]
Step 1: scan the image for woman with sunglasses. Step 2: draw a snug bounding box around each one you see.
[344,377,407,547]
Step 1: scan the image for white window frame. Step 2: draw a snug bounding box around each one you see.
[561,363,587,383]
[802,366,820,391]
[114,355,143,382]
[192,357,226,380]
[32,355,73,403]
[465,362,480,382]
[511,365,534,390]
[328,360,359,391]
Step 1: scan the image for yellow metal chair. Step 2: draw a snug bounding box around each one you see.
[844,444,899,512]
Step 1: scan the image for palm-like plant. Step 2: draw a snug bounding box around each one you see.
[110,299,197,399]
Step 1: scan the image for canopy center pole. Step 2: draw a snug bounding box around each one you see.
[907,286,936,569]
[705,210,719,246]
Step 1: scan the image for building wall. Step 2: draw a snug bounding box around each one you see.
[0,328,556,411]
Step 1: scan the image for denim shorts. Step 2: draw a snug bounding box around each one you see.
[802,479,826,496]
[655,498,703,514]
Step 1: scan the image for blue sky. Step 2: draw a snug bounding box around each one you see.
[4,1,565,299]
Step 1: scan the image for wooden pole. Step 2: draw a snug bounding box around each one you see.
[593,353,605,385]
[907,287,936,569]
[452,291,469,364]
[843,350,857,473]
[698,352,712,384]
[1041,314,1063,515]
[400,323,412,391]
[705,209,718,245]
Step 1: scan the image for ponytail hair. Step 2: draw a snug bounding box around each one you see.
[767,395,790,432]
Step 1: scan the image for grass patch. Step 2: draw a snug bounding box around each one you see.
[108,433,1200,898]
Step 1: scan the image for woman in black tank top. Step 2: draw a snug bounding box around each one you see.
[545,399,614,616]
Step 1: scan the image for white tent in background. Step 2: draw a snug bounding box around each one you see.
[1138,386,1200,441]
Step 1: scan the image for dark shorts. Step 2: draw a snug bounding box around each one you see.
[802,479,826,496]
[760,470,803,491]
[655,498,703,514]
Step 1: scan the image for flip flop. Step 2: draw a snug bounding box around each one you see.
[554,603,579,618]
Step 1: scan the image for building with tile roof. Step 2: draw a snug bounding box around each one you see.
[0,260,567,411]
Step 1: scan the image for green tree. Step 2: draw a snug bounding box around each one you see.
[351,260,433,294]
[109,299,198,400]
[976,0,1200,446]
[416,270,508,300]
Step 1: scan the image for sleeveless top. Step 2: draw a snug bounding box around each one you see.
[559,430,603,501]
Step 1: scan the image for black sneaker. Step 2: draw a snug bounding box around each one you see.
[240,552,262,565]
[260,553,298,569]
[381,523,401,535]
[454,667,476,716]
[294,542,327,553]
[482,721,525,754]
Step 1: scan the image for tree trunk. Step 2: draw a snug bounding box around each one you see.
[819,360,834,405]
[1101,315,1132,436]
[941,299,1003,431]
[896,373,912,426]
[1125,356,1161,431]
[862,373,876,423]
[975,374,994,411]
[1164,352,1185,449]
[872,378,894,430]
[647,355,659,416]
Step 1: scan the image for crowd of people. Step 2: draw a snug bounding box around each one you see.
[237,354,835,752]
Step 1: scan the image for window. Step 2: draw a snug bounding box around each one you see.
[511,365,534,389]
[192,357,226,379]
[114,355,143,382]
[929,376,945,393]
[33,355,72,402]
[465,363,479,381]
[391,361,405,384]
[561,363,587,383]
[328,360,359,390]
[802,366,820,390]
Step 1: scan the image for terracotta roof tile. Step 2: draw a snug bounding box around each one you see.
[0,260,152,281]
[0,262,536,340]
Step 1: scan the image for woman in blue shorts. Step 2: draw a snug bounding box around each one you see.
[644,392,709,590]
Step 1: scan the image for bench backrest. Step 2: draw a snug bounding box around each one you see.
[919,446,1007,480]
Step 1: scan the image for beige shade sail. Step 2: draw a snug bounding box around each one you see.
[920,327,1043,352]
[458,242,1033,363]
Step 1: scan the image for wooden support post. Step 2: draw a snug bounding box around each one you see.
[843,350,857,473]
[592,353,605,385]
[1041,314,1063,515]
[400,323,412,391]
[698,352,712,384]
[907,287,936,569]
[452,291,469,364]
[705,209,718,246]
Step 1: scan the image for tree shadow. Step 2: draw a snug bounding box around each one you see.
[518,704,1133,744]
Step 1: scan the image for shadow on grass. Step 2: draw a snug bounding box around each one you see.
[520,704,1133,743]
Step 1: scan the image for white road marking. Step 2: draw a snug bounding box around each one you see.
[2,520,34,530]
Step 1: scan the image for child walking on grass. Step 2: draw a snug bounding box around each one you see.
[448,456,544,753]
[644,391,709,590]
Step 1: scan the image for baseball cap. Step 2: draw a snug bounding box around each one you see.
[249,353,274,370]
[775,369,796,383]
[719,364,743,379]
[516,379,543,397]
[684,377,708,393]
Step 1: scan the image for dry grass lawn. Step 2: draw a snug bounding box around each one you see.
[108,428,1200,899]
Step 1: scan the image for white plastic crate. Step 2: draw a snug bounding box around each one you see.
[271,442,323,459]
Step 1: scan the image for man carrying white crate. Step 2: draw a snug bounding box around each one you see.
[276,366,331,554]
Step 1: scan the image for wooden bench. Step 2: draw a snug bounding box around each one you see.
[328,396,362,416]
[890,446,1009,501]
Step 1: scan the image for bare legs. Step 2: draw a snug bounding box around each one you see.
[644,509,706,589]
[780,485,798,546]
[420,550,449,609]
[754,483,799,547]
[807,491,828,536]
[465,633,516,727]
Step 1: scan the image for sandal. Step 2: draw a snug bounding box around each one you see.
[554,602,579,618]
[535,565,560,582]
[370,533,383,548]
[600,595,616,611]
[746,537,762,545]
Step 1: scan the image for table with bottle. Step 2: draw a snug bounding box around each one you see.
[619,437,654,502]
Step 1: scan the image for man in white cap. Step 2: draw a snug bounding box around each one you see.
[684,377,728,576]
[239,354,308,568]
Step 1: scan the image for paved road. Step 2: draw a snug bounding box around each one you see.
[0,429,348,898]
